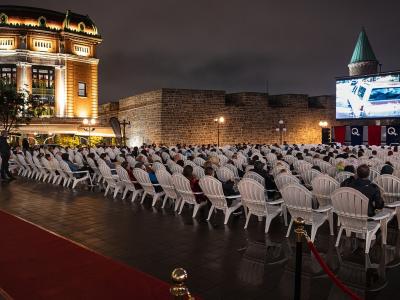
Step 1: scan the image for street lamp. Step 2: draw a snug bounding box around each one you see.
[319,120,328,128]
[120,119,131,147]
[214,116,225,147]
[275,120,286,145]
[82,118,96,152]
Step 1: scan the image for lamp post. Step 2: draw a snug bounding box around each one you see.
[319,120,329,144]
[275,120,286,145]
[82,118,96,152]
[214,116,225,147]
[120,119,131,147]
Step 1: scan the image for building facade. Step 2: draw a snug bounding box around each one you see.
[0,6,114,138]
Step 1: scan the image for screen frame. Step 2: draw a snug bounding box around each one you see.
[335,70,400,121]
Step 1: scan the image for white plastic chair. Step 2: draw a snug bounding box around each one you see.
[331,187,391,253]
[301,169,322,189]
[192,166,205,179]
[374,174,400,230]
[156,169,181,209]
[216,166,235,183]
[243,171,265,186]
[133,168,165,206]
[172,173,206,218]
[335,171,354,184]
[199,175,242,224]
[116,165,143,202]
[281,183,331,242]
[60,160,90,189]
[238,178,284,233]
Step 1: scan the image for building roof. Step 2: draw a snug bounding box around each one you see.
[349,28,378,64]
[0,5,100,37]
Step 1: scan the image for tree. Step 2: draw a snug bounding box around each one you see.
[0,80,44,132]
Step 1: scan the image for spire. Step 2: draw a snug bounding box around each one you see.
[349,27,378,64]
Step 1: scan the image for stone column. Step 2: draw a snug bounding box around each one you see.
[16,62,32,94]
[55,66,66,117]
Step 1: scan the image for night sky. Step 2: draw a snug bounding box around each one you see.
[9,0,400,103]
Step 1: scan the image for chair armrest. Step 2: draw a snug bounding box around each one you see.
[267,199,284,205]
[71,171,89,174]
[226,195,241,199]
[386,201,400,208]
[370,209,392,221]
[313,205,332,213]
[193,192,204,195]
[266,189,277,192]
[152,184,161,186]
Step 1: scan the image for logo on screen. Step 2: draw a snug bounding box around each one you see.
[388,127,398,136]
[351,128,360,136]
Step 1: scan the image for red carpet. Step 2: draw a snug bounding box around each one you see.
[0,210,172,299]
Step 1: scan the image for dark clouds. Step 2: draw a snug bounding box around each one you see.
[9,0,400,102]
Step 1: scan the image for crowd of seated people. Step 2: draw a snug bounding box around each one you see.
[6,141,400,224]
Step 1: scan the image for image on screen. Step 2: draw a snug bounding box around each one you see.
[336,73,400,119]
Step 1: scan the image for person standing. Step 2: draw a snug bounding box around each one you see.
[0,130,13,181]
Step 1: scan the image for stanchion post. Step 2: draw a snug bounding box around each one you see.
[294,217,305,300]
[170,268,194,300]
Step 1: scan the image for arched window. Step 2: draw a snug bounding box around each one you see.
[0,13,8,24]
[38,16,47,27]
[78,22,86,32]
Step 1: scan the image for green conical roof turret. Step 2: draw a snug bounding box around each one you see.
[349,28,378,64]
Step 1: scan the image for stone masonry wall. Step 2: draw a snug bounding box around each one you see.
[100,88,336,146]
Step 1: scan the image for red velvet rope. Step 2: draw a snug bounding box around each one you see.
[306,240,363,300]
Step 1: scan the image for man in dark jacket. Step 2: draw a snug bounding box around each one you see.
[0,130,13,181]
[341,164,384,217]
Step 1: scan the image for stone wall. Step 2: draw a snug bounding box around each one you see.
[100,88,339,146]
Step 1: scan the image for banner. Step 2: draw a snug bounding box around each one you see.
[386,126,400,145]
[350,126,363,146]
[333,126,346,144]
[109,117,122,144]
[368,126,381,146]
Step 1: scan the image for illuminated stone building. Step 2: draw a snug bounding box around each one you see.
[0,5,113,137]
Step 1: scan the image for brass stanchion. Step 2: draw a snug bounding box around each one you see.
[170,268,194,300]
[294,217,305,300]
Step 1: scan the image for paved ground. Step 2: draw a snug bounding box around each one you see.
[0,178,399,300]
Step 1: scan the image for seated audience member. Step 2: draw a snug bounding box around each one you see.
[61,153,79,172]
[99,153,115,169]
[121,161,142,189]
[252,161,277,197]
[340,164,384,217]
[336,161,345,172]
[381,164,394,175]
[311,165,321,172]
[204,166,238,197]
[176,159,184,167]
[183,165,206,203]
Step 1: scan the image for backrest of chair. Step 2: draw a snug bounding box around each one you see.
[156,169,177,199]
[99,163,113,178]
[331,187,369,231]
[116,165,130,182]
[193,157,205,167]
[193,166,205,179]
[243,171,265,186]
[369,168,380,182]
[216,166,235,183]
[32,155,42,168]
[301,169,321,186]
[133,168,155,194]
[224,163,239,178]
[238,178,267,215]
[335,171,354,184]
[275,173,300,191]
[172,173,197,204]
[311,175,339,207]
[153,161,166,171]
[170,163,183,174]
[199,176,227,209]
[296,161,312,174]
[281,183,313,223]
[59,160,72,174]
[374,174,400,204]
[184,160,197,167]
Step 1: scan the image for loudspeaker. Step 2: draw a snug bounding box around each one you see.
[322,128,330,144]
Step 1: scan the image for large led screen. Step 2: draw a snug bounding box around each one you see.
[336,72,400,119]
